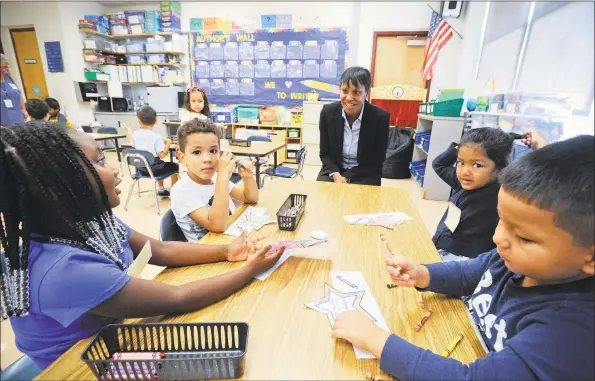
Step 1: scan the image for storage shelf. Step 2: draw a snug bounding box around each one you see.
[231,123,303,129]
[83,49,185,55]
[467,111,567,120]
[80,29,180,39]
[418,113,465,122]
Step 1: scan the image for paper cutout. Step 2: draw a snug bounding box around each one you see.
[126,241,152,278]
[444,202,461,233]
[305,284,375,326]
[343,212,413,229]
[331,271,391,359]
[224,206,275,237]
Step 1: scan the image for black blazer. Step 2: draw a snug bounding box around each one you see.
[318,101,390,177]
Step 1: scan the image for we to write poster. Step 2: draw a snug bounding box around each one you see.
[189,28,349,107]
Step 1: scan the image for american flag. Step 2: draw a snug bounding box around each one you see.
[421,11,453,80]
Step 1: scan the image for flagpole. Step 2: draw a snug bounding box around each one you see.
[426,4,464,39]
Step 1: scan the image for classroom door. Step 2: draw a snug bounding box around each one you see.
[372,35,427,88]
[10,28,49,99]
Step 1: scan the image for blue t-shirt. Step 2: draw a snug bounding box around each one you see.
[379,249,595,381]
[0,74,25,127]
[9,222,134,370]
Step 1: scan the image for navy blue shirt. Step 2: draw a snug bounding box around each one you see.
[0,74,26,127]
[432,142,500,258]
[380,249,595,381]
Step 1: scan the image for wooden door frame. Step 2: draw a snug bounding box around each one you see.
[9,27,38,99]
[370,31,432,101]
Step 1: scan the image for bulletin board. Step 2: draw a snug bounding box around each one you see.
[189,28,348,107]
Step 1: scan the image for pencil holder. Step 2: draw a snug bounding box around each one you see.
[82,322,249,380]
[276,193,307,231]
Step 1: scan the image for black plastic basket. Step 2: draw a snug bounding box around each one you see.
[276,193,307,231]
[81,323,248,380]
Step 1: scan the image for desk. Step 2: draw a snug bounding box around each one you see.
[170,139,286,189]
[89,133,127,163]
[36,180,484,381]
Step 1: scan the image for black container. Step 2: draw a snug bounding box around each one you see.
[276,193,307,231]
[82,322,249,380]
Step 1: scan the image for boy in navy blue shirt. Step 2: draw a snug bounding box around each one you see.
[332,135,594,381]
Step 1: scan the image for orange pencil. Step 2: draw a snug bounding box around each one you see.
[414,309,433,332]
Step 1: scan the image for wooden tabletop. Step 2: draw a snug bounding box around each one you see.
[89,133,127,141]
[170,139,286,158]
[35,180,485,380]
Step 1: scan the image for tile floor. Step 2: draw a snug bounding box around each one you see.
[0,152,448,370]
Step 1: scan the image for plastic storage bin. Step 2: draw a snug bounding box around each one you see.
[125,41,144,53]
[211,107,236,124]
[145,40,165,52]
[147,54,167,64]
[82,322,248,380]
[126,55,146,65]
[128,24,145,34]
[288,129,300,138]
[276,194,307,231]
[409,160,427,187]
[432,98,464,117]
[160,1,182,13]
[237,105,261,124]
[145,10,161,32]
[125,10,145,25]
[413,131,431,147]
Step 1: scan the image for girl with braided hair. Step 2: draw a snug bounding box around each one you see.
[0,121,284,370]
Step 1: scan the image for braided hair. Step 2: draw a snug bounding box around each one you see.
[0,122,127,319]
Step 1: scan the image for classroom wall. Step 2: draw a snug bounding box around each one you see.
[0,1,106,125]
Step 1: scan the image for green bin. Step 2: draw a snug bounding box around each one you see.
[432,98,464,117]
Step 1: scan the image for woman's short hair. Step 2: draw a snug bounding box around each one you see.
[340,66,371,93]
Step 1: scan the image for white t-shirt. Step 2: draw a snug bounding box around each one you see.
[133,129,164,158]
[170,173,236,242]
[179,109,209,125]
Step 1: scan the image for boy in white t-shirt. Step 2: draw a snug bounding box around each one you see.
[171,118,258,242]
[123,106,179,197]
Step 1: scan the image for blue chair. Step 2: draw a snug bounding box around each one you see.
[81,125,93,133]
[97,126,118,151]
[261,146,307,187]
[123,148,178,215]
[159,209,188,242]
[0,355,40,381]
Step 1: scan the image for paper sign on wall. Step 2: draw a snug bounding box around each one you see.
[261,15,276,28]
[190,18,204,31]
[276,15,292,29]
[203,17,218,31]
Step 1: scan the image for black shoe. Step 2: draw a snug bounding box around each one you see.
[158,189,170,197]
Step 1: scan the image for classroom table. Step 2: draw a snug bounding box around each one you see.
[35,179,485,381]
[89,133,128,163]
[169,139,286,189]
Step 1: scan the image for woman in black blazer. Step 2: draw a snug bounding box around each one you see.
[316,67,390,186]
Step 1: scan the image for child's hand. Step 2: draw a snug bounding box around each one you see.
[164,137,172,145]
[522,130,548,149]
[245,244,285,274]
[384,255,430,288]
[226,230,266,262]
[331,311,391,358]
[237,158,257,178]
[218,151,237,179]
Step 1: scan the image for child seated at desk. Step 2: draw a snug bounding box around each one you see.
[123,105,179,197]
[171,118,258,242]
[0,122,284,371]
[432,128,514,261]
[179,86,211,124]
[45,97,73,129]
[332,135,594,381]
[24,99,49,121]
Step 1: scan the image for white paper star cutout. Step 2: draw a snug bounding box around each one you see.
[305,284,376,326]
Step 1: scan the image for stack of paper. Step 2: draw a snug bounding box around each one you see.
[343,212,412,229]
[223,206,275,237]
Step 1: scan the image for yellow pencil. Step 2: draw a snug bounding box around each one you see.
[441,333,464,357]
[301,80,340,94]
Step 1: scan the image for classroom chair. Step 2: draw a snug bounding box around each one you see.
[159,209,188,242]
[122,148,179,215]
[97,126,118,152]
[260,146,307,187]
[0,355,40,381]
[81,125,93,133]
[247,135,272,177]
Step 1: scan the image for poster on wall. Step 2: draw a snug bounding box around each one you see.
[189,28,348,107]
